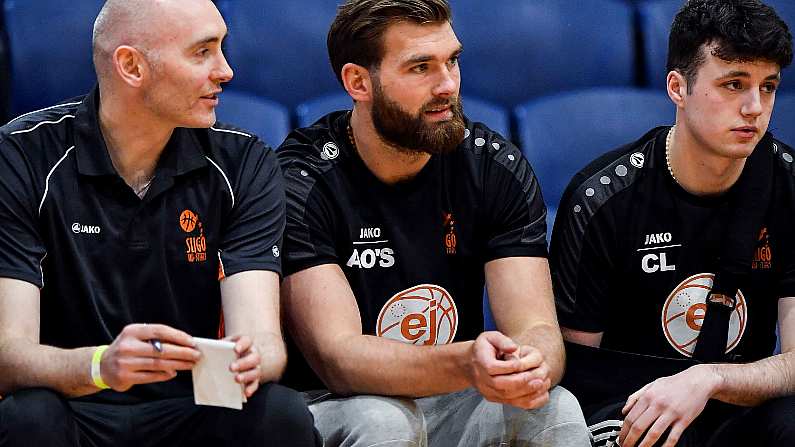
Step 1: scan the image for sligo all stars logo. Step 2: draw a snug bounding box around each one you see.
[376,284,458,345]
[661,273,747,357]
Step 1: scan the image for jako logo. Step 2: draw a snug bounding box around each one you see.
[72,223,101,234]
[376,284,458,345]
[661,273,747,357]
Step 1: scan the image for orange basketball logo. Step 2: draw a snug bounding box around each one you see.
[179,210,198,233]
[376,284,458,345]
[661,273,747,357]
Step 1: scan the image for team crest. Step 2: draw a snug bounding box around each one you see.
[443,212,457,255]
[661,273,747,357]
[376,284,458,345]
[179,209,207,263]
[321,142,339,160]
[630,152,645,168]
[752,227,772,270]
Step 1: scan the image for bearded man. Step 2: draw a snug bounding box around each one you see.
[275,1,590,446]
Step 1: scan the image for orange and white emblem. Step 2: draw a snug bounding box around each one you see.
[661,273,747,357]
[376,284,458,345]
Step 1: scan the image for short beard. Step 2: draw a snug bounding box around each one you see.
[370,78,466,156]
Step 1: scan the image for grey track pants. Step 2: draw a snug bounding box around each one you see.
[307,386,591,447]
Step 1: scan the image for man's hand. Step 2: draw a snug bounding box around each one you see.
[226,334,262,398]
[468,331,551,409]
[619,364,721,447]
[100,323,200,392]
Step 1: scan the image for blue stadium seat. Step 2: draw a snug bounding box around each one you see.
[4,0,102,117]
[296,92,511,139]
[515,87,674,232]
[216,0,342,110]
[214,90,291,149]
[769,92,795,148]
[451,0,635,108]
[639,0,795,91]
[0,5,9,123]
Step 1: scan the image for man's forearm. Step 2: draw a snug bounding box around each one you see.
[511,322,566,385]
[0,338,99,397]
[315,335,473,397]
[709,351,795,406]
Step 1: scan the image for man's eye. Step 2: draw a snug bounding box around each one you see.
[761,83,778,93]
[412,64,428,73]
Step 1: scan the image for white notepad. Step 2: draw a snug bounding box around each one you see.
[191,337,245,410]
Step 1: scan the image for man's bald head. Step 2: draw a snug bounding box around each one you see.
[92,0,220,83]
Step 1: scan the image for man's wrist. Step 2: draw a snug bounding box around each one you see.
[90,345,110,390]
[695,363,725,397]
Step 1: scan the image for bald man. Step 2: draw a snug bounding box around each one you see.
[0,1,319,446]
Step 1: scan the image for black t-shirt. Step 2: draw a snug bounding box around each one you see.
[278,111,547,389]
[0,89,284,402]
[552,127,795,363]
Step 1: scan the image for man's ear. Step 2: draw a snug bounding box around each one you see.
[341,63,374,102]
[113,46,148,88]
[667,70,688,107]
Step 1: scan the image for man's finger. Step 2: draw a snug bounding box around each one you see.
[623,382,651,414]
[481,331,518,355]
[638,413,675,447]
[231,352,260,373]
[130,357,196,372]
[135,340,201,361]
[131,323,195,347]
[621,405,658,447]
[661,421,687,447]
[244,379,259,398]
[514,347,544,371]
[504,390,550,410]
[236,366,261,386]
[128,370,176,385]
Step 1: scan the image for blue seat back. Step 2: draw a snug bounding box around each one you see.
[452,0,635,108]
[769,93,795,148]
[515,87,674,223]
[214,90,291,149]
[216,0,341,110]
[4,0,102,116]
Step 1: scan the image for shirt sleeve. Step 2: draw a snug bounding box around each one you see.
[280,161,340,277]
[482,136,548,261]
[549,176,617,333]
[217,140,285,278]
[0,137,47,287]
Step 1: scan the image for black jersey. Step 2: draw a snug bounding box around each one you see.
[551,127,795,363]
[0,89,285,402]
[278,111,547,389]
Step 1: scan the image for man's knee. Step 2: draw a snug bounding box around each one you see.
[242,383,319,446]
[525,386,590,446]
[311,394,425,446]
[0,388,77,445]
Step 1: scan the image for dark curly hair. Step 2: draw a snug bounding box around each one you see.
[667,0,793,93]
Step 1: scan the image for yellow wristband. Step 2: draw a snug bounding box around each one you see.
[91,345,110,390]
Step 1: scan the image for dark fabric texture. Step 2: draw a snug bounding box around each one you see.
[0,384,321,447]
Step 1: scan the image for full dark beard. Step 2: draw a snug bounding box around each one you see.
[370,80,466,155]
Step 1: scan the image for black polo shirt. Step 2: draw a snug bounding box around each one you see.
[0,88,284,402]
[278,111,547,390]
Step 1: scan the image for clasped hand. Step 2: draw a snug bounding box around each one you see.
[469,331,551,409]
